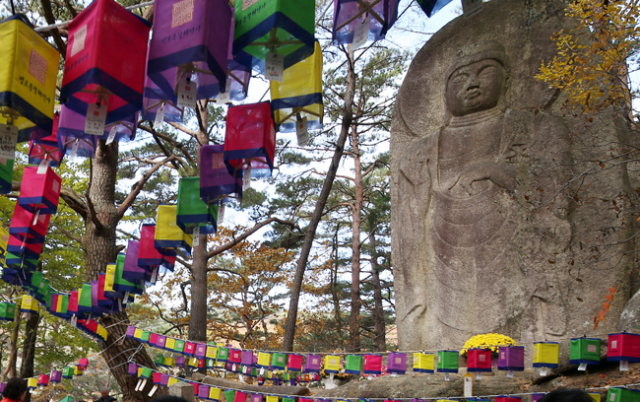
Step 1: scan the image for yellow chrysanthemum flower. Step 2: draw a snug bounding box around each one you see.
[460,333,518,355]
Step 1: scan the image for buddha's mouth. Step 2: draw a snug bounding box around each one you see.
[466,89,481,100]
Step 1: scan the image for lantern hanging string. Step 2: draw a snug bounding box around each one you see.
[33,1,154,32]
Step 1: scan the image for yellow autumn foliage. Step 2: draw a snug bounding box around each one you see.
[460,333,518,355]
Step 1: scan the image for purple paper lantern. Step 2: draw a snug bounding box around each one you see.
[332,0,400,45]
[176,355,185,367]
[50,370,62,383]
[142,44,183,123]
[126,325,137,338]
[128,363,138,375]
[198,384,211,399]
[387,352,407,375]
[156,335,167,349]
[146,0,231,104]
[498,346,525,372]
[241,350,254,366]
[251,394,263,402]
[200,144,242,203]
[532,394,545,402]
[0,383,5,394]
[58,104,137,151]
[161,374,170,386]
[304,354,322,373]
[123,240,148,282]
[195,343,207,359]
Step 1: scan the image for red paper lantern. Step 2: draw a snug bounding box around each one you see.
[467,348,492,372]
[60,0,150,126]
[224,102,276,178]
[18,166,61,215]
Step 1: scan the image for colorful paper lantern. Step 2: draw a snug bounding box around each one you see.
[138,224,176,270]
[28,113,63,167]
[589,393,601,402]
[304,354,322,372]
[77,357,89,370]
[0,383,5,394]
[200,144,242,203]
[606,388,640,402]
[0,15,59,142]
[0,302,15,321]
[224,390,236,402]
[206,345,218,359]
[175,339,186,353]
[10,203,50,244]
[60,0,150,128]
[142,72,183,123]
[219,11,251,103]
[387,352,406,375]
[467,348,492,372]
[266,396,278,402]
[344,355,362,375]
[496,397,522,402]
[234,391,248,402]
[332,0,399,46]
[57,104,137,145]
[18,166,61,215]
[155,205,193,254]
[531,394,545,402]
[122,240,148,282]
[62,366,74,379]
[364,354,382,375]
[437,350,459,373]
[233,0,315,73]
[224,101,276,178]
[413,352,435,373]
[177,177,218,234]
[533,342,559,368]
[270,41,323,133]
[570,338,601,366]
[165,337,177,351]
[199,384,211,400]
[37,374,49,387]
[498,346,525,372]
[128,363,138,375]
[286,353,303,372]
[196,343,208,359]
[241,350,254,366]
[271,352,287,370]
[27,377,38,390]
[21,294,38,314]
[608,333,640,362]
[251,394,263,402]
[209,387,222,401]
[146,0,232,104]
[50,371,62,383]
[416,0,454,17]
[185,341,196,356]
[324,355,341,373]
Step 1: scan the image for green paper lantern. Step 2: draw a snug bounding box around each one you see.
[570,338,601,365]
[78,282,93,313]
[176,177,218,235]
[345,355,362,374]
[0,158,14,194]
[141,330,151,343]
[224,390,235,402]
[271,352,287,370]
[607,388,640,402]
[155,355,165,366]
[175,340,185,353]
[218,347,230,362]
[0,302,16,321]
[233,0,315,73]
[437,350,459,373]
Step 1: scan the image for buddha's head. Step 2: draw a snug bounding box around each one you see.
[444,41,510,117]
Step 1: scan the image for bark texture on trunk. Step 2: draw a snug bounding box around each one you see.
[20,311,39,378]
[368,231,386,352]
[348,127,363,353]
[282,53,357,351]
[85,141,158,402]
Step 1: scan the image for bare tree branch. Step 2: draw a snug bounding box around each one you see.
[86,158,105,231]
[50,222,83,247]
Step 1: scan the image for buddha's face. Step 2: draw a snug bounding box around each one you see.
[446,59,505,116]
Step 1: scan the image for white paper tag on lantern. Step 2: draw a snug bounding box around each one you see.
[70,139,79,160]
[539,368,548,376]
[217,80,231,104]
[578,363,587,371]
[0,124,18,160]
[177,76,197,109]
[243,165,252,190]
[507,370,514,378]
[155,102,166,125]
[296,116,309,146]
[193,226,200,247]
[106,125,118,145]
[218,204,225,223]
[462,0,483,16]
[620,360,629,371]
[353,15,370,49]
[265,52,284,82]
[37,158,48,174]
[85,102,108,135]
[476,372,482,380]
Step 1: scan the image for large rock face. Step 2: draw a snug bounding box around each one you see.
[391,0,637,351]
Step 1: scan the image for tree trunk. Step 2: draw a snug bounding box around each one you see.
[86,140,158,402]
[189,100,210,344]
[331,224,342,340]
[282,52,357,351]
[20,310,39,378]
[2,309,21,381]
[348,123,363,352]
[367,231,386,352]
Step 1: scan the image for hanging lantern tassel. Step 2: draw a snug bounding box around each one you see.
[329,373,334,382]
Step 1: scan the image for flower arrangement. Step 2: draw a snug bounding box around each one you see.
[460,333,518,356]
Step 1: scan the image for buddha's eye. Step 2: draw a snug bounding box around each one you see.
[479,66,498,78]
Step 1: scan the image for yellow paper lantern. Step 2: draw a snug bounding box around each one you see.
[134,328,144,340]
[206,345,218,359]
[270,41,323,133]
[26,377,38,389]
[257,352,271,368]
[209,387,222,401]
[533,342,559,368]
[589,393,601,402]
[165,337,176,350]
[21,294,38,313]
[0,15,60,141]
[324,355,341,373]
[154,205,193,254]
[413,352,435,373]
[167,377,179,387]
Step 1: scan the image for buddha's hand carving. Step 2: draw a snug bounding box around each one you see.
[449,161,516,195]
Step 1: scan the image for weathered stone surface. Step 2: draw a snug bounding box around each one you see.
[391,0,636,352]
[170,381,195,402]
[190,373,310,396]
[312,372,528,399]
[620,290,640,330]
